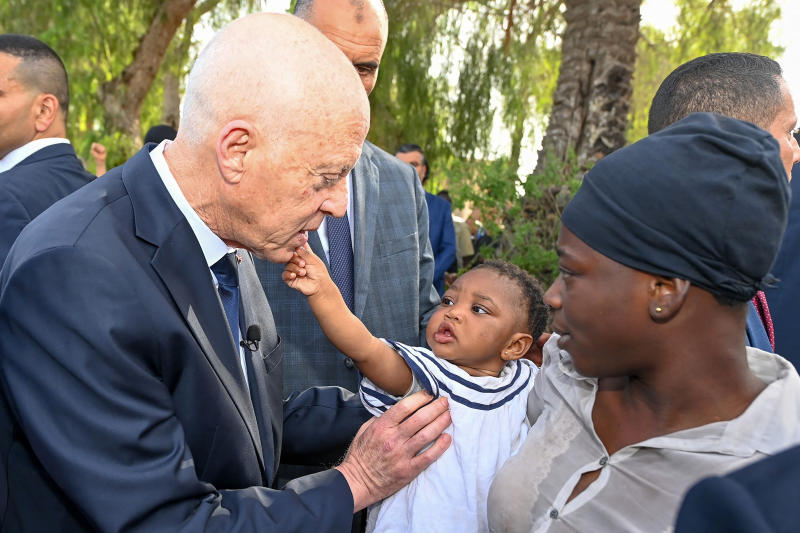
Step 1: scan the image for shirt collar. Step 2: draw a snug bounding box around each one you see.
[545,335,800,456]
[0,138,70,173]
[149,140,231,267]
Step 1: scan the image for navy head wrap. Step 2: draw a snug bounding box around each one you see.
[561,112,790,302]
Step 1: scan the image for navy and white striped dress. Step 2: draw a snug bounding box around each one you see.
[360,340,537,533]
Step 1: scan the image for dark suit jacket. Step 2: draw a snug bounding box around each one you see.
[765,163,800,367]
[675,444,800,533]
[0,146,369,532]
[0,142,94,266]
[256,141,440,394]
[424,191,456,296]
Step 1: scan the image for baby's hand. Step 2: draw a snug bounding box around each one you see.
[282,244,330,297]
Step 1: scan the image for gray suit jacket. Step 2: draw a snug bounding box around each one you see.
[256,140,440,394]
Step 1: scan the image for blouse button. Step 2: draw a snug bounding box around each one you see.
[549,509,559,519]
[599,456,608,466]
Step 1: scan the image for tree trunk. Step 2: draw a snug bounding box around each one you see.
[99,0,199,144]
[162,72,181,129]
[535,0,641,172]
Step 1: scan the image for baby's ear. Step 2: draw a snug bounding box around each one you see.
[501,333,534,362]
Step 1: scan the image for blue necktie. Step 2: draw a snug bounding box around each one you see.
[326,214,354,310]
[211,252,240,343]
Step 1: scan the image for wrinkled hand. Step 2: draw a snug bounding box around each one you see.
[282,244,333,297]
[335,391,452,512]
[90,142,107,162]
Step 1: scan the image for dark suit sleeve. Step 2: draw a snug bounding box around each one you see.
[281,386,372,466]
[434,202,456,286]
[0,190,31,267]
[674,476,774,533]
[0,246,353,533]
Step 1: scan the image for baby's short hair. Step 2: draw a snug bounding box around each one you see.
[471,260,549,338]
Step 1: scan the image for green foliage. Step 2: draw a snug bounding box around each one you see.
[442,151,583,286]
[628,0,783,142]
[0,0,253,168]
[0,0,157,165]
[372,0,563,174]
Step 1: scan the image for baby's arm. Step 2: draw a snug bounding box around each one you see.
[283,245,413,395]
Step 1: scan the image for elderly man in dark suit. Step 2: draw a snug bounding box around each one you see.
[0,34,93,265]
[0,14,451,532]
[256,0,441,395]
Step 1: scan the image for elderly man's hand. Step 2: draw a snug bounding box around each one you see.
[335,391,451,512]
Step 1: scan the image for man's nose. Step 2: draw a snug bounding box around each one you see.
[322,180,349,218]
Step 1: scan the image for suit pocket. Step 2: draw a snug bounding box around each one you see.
[261,335,282,373]
[377,232,417,258]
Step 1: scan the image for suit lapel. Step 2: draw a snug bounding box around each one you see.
[120,148,266,478]
[351,143,380,317]
[238,253,282,481]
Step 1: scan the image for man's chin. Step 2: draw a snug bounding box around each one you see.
[256,247,295,264]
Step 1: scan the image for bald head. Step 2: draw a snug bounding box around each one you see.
[180,13,369,145]
[169,13,369,262]
[294,0,388,95]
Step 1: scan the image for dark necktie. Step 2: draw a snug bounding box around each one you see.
[326,214,354,310]
[211,252,240,342]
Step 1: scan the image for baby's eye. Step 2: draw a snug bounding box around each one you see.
[441,296,454,306]
[472,305,488,314]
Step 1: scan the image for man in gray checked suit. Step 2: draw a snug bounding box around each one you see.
[255,0,440,396]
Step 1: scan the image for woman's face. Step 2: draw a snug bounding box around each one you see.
[545,227,657,378]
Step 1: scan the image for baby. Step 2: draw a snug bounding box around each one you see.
[284,246,549,533]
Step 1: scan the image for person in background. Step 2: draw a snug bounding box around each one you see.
[437,189,474,274]
[764,131,800,368]
[0,34,94,265]
[90,141,107,175]
[396,143,456,296]
[647,52,800,353]
[144,123,177,145]
[91,124,177,177]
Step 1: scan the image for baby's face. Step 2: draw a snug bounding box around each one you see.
[425,269,523,377]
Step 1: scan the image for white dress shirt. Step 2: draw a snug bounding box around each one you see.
[0,138,70,173]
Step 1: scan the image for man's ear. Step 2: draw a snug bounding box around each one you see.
[216,120,255,184]
[501,332,534,362]
[33,93,59,133]
[648,275,691,322]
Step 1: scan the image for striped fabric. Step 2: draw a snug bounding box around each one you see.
[360,340,537,533]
